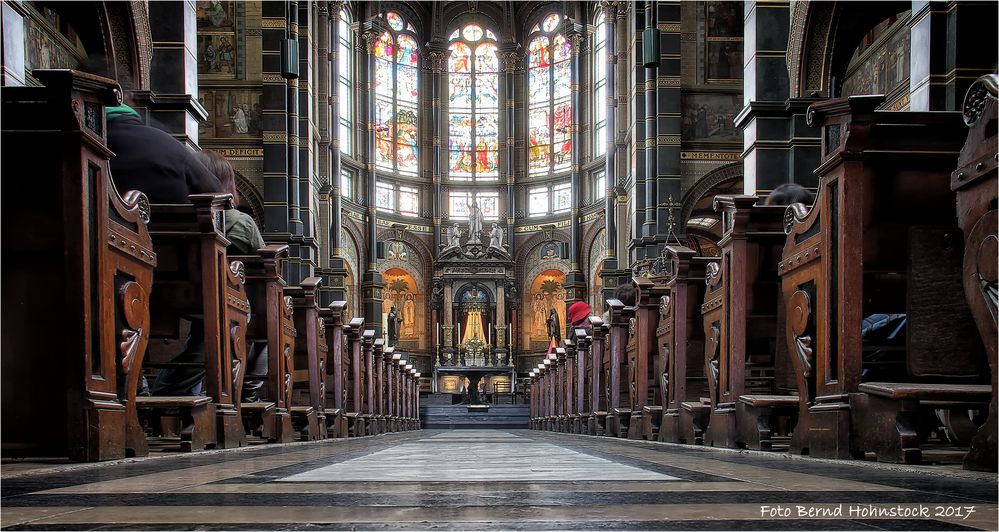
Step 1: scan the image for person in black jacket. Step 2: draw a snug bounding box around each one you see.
[105,104,220,203]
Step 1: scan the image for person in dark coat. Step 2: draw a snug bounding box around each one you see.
[105,104,220,203]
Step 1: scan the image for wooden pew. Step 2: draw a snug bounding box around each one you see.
[288,277,326,440]
[542,356,554,430]
[605,299,635,437]
[660,246,718,444]
[372,338,386,434]
[384,347,398,432]
[630,277,669,440]
[556,346,568,432]
[230,245,296,443]
[344,318,367,436]
[1,70,156,461]
[320,301,349,438]
[700,195,799,451]
[143,194,250,451]
[587,316,608,435]
[781,95,989,462]
[952,74,998,472]
[361,330,376,434]
[572,328,591,434]
[412,370,422,428]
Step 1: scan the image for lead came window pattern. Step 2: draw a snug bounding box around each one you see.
[592,12,607,158]
[338,10,352,156]
[528,13,573,176]
[448,23,500,181]
[374,12,419,175]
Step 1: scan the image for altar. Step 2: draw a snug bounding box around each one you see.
[433,365,516,405]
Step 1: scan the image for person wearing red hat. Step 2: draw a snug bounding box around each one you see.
[567,301,593,341]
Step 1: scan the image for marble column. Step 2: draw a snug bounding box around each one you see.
[261,2,292,260]
[320,3,349,307]
[427,45,446,256]
[601,1,622,305]
[500,47,519,258]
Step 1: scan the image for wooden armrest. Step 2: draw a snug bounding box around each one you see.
[324,408,344,416]
[136,396,211,408]
[290,406,315,414]
[680,401,709,413]
[738,394,800,407]
[858,382,992,402]
[240,402,276,412]
[643,406,663,414]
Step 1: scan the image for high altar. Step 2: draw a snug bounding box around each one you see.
[429,208,517,403]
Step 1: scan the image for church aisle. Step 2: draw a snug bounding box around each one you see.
[1,430,995,531]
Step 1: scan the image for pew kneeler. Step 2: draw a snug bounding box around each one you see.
[736,394,799,451]
[135,396,216,452]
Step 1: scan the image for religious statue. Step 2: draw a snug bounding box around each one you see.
[488,223,504,249]
[387,306,403,347]
[443,223,462,252]
[467,199,484,240]
[546,308,562,343]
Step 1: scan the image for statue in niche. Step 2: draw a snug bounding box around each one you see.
[546,308,562,344]
[443,223,462,252]
[467,199,484,240]
[387,306,403,347]
[488,223,504,249]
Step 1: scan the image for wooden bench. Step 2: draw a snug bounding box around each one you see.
[572,328,592,434]
[736,395,799,451]
[679,399,711,446]
[853,383,991,464]
[1,70,156,461]
[288,277,326,440]
[229,245,296,443]
[701,195,799,450]
[361,330,377,435]
[134,396,214,452]
[781,95,990,462]
[320,301,349,438]
[660,247,718,444]
[145,195,250,451]
[951,74,998,472]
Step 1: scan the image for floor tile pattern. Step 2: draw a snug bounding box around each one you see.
[1,430,995,531]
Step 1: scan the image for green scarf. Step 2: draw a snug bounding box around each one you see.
[105,104,141,122]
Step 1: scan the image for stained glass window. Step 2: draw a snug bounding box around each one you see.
[340,169,353,199]
[373,12,419,175]
[553,182,572,212]
[338,9,352,156]
[448,23,499,181]
[593,12,607,158]
[449,190,499,220]
[528,13,573,175]
[399,186,419,216]
[375,181,394,211]
[528,187,548,217]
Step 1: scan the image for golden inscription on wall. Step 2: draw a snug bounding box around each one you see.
[680,151,741,161]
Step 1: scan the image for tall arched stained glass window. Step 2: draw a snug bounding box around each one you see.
[338,8,352,157]
[528,13,572,176]
[374,12,419,175]
[592,12,607,158]
[447,24,499,181]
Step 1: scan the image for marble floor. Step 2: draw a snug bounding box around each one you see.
[1,429,996,531]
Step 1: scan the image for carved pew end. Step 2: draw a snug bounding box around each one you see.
[679,400,710,445]
[290,406,321,441]
[643,406,663,441]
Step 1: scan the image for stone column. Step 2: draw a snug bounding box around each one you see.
[737,1,820,196]
[285,0,304,283]
[427,45,446,255]
[563,26,587,317]
[261,2,292,262]
[360,24,384,336]
[500,47,519,258]
[601,2,621,306]
[322,4,349,307]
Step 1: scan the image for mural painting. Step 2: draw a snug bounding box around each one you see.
[705,1,743,82]
[382,268,424,349]
[199,89,262,139]
[525,270,566,350]
[24,14,85,73]
[841,13,910,100]
[198,34,237,78]
[196,1,236,32]
[681,93,741,142]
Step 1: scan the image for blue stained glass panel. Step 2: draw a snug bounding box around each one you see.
[449,113,473,150]
[375,58,393,96]
[397,64,419,101]
[553,34,571,62]
[529,67,550,102]
[396,35,419,66]
[476,113,498,150]
[449,73,472,108]
[553,61,571,98]
[475,43,498,72]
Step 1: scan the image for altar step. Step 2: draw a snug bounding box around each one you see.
[420,403,530,429]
